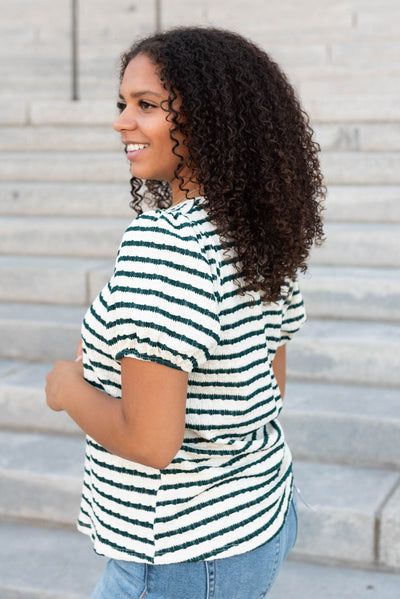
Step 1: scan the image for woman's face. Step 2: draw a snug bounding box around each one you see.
[114,53,191,197]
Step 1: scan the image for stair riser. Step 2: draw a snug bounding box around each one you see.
[1,153,400,185]
[0,183,133,218]
[0,260,112,306]
[380,486,400,569]
[0,127,120,153]
[321,153,400,185]
[1,384,398,471]
[0,460,396,569]
[301,279,400,322]
[0,386,82,436]
[314,123,400,152]
[0,153,128,183]
[1,182,399,223]
[0,473,81,527]
[3,124,400,153]
[1,221,398,268]
[0,321,81,362]
[1,266,399,323]
[0,318,398,390]
[293,506,376,564]
[288,338,400,387]
[281,413,400,470]
[0,221,127,259]
[310,228,400,268]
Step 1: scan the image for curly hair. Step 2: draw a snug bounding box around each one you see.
[119,27,325,303]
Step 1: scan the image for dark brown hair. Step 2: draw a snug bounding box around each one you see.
[120,27,325,302]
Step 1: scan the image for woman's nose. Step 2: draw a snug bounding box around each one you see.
[113,109,137,132]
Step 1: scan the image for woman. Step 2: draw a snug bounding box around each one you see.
[46,26,324,599]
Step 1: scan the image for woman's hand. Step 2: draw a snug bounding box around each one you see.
[75,339,83,361]
[45,359,84,412]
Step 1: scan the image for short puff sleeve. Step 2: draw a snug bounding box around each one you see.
[107,210,221,372]
[277,279,307,347]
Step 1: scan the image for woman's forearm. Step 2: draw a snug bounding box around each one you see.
[46,362,157,467]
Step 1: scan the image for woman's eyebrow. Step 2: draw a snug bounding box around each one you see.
[118,90,162,99]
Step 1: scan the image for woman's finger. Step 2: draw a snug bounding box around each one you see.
[75,339,83,360]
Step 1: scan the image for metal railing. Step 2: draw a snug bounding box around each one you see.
[70,0,162,101]
[71,0,79,100]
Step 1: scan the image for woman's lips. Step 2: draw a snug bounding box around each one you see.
[126,147,148,161]
[125,143,148,161]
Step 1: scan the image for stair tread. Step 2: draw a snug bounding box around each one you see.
[0,303,86,324]
[295,318,400,342]
[269,560,400,599]
[1,182,398,221]
[3,522,400,599]
[0,521,106,599]
[0,428,398,565]
[0,431,397,501]
[285,380,400,420]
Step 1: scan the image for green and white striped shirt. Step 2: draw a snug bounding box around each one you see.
[78,196,306,564]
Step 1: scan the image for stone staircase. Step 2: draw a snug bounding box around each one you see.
[1,1,400,597]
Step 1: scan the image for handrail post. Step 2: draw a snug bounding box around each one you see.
[71,0,79,100]
[155,0,162,32]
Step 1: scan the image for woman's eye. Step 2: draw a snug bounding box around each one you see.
[139,100,155,111]
[116,102,126,113]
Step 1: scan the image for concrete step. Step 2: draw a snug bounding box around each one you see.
[292,461,400,569]
[1,359,398,472]
[1,257,398,323]
[0,100,28,126]
[281,380,400,470]
[163,1,391,37]
[310,223,400,268]
[0,152,127,183]
[305,94,400,123]
[14,97,399,127]
[0,216,129,258]
[0,522,106,599]
[326,185,400,223]
[0,256,113,305]
[1,305,400,386]
[301,90,400,124]
[300,266,400,322]
[0,431,84,526]
[380,484,400,569]
[29,102,116,126]
[0,429,398,568]
[1,151,400,185]
[1,181,399,223]
[0,361,81,435]
[2,531,400,599]
[1,217,398,268]
[269,560,400,599]
[0,304,84,362]
[314,123,400,152]
[297,74,400,97]
[3,122,400,153]
[288,319,400,387]
[0,182,133,217]
[0,126,120,152]
[321,152,400,185]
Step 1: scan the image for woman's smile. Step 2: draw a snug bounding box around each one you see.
[113,53,193,202]
[125,143,150,161]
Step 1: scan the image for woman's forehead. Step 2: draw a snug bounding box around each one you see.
[120,54,166,96]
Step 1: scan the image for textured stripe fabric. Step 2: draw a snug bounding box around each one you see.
[77,196,306,564]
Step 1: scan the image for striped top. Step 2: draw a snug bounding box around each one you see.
[77,196,306,564]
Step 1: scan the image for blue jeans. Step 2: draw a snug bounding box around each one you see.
[90,497,298,599]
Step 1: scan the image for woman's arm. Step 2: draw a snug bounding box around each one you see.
[45,357,188,470]
[272,344,286,399]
